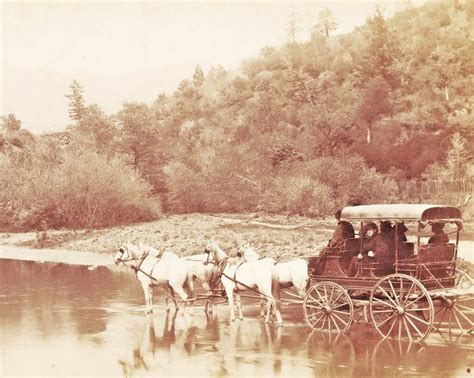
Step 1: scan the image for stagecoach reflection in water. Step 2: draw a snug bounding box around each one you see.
[114,204,473,344]
[115,306,472,377]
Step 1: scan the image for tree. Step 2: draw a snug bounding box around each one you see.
[357,76,392,144]
[316,8,338,37]
[73,104,117,155]
[357,8,401,88]
[193,65,205,87]
[1,114,22,133]
[446,132,472,179]
[65,80,86,123]
[118,102,167,194]
[286,11,300,44]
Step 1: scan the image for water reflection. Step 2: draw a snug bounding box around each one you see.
[1,259,472,377]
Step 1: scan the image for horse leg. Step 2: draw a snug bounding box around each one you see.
[260,296,267,318]
[140,280,153,314]
[186,276,196,315]
[164,285,177,313]
[223,285,236,322]
[235,292,244,320]
[170,285,189,316]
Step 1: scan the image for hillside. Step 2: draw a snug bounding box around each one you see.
[1,0,473,231]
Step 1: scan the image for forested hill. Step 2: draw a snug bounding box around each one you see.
[1,0,473,230]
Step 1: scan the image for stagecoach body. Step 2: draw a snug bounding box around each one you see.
[304,204,473,342]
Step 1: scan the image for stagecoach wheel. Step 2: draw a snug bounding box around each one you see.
[432,269,474,335]
[369,274,434,343]
[304,282,354,334]
[433,294,474,335]
[454,269,473,290]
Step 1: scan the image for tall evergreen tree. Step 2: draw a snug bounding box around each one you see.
[193,65,205,87]
[65,80,86,123]
[316,8,338,37]
[358,8,401,88]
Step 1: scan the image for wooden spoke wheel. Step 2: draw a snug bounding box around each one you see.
[434,270,473,335]
[304,282,354,333]
[454,269,473,290]
[369,274,434,343]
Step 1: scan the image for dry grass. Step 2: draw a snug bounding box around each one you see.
[0,213,334,258]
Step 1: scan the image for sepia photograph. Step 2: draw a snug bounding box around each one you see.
[1,0,473,376]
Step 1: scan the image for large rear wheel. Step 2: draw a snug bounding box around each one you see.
[369,274,434,343]
[434,269,473,334]
[304,282,354,333]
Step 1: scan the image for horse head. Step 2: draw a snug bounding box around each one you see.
[238,243,260,262]
[114,241,140,265]
[204,239,228,264]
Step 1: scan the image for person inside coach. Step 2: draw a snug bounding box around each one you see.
[428,222,449,244]
[328,210,355,248]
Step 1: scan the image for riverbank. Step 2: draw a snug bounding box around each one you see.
[0,213,472,271]
[0,214,332,259]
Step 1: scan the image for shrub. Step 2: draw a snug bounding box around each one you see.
[260,176,334,217]
[0,150,161,231]
[305,155,399,207]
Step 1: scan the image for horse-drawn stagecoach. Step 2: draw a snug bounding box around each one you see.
[304,204,473,342]
[114,204,473,344]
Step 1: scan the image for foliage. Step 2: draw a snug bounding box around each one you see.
[0,147,160,231]
[65,80,86,123]
[1,114,22,133]
[2,1,473,229]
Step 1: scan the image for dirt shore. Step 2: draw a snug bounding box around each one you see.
[0,214,333,259]
[0,213,472,265]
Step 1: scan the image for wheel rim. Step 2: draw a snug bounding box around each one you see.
[304,282,353,333]
[434,294,473,334]
[433,269,474,334]
[455,269,473,290]
[370,274,434,343]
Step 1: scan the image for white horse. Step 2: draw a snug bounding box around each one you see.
[238,244,309,317]
[114,242,190,315]
[183,253,216,313]
[205,239,283,325]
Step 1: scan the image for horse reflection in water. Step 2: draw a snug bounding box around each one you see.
[117,312,220,376]
[117,311,177,375]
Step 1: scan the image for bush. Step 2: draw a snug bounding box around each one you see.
[260,176,334,217]
[0,150,161,231]
[306,155,399,207]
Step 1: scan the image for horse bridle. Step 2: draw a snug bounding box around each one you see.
[116,247,149,273]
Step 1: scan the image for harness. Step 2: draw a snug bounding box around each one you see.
[209,256,228,290]
[216,259,277,301]
[118,250,161,284]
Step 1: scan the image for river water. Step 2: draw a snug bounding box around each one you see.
[0,259,473,377]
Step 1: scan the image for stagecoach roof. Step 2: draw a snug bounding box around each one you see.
[341,204,462,222]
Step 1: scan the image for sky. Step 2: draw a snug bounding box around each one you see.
[1,1,418,134]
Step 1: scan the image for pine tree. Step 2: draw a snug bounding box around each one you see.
[193,65,205,87]
[65,80,86,123]
[286,11,300,44]
[317,8,338,37]
[358,8,401,88]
